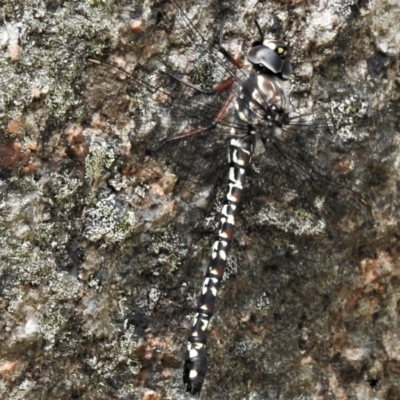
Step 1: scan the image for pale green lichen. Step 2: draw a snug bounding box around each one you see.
[0,1,113,131]
[35,272,84,350]
[85,137,116,186]
[325,96,369,142]
[83,324,141,388]
[53,174,83,202]
[84,193,136,243]
[255,202,326,235]
[0,175,85,363]
[150,225,189,273]
[255,292,271,317]
[0,178,51,280]
[222,250,240,282]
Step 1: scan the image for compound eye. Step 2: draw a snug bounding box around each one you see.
[276,46,288,57]
[263,41,289,58]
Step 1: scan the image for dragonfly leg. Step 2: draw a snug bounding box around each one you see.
[151,91,235,151]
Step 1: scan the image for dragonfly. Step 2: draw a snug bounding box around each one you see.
[86,0,397,395]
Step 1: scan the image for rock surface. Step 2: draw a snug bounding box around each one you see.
[0,0,399,399]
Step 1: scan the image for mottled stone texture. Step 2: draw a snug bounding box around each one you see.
[0,0,399,399]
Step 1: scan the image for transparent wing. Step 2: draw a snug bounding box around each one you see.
[85,0,398,233]
[249,96,397,237]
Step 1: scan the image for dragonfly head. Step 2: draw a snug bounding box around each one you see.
[248,40,292,80]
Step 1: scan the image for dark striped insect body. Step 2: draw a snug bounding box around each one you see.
[87,0,397,396]
[182,41,294,395]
